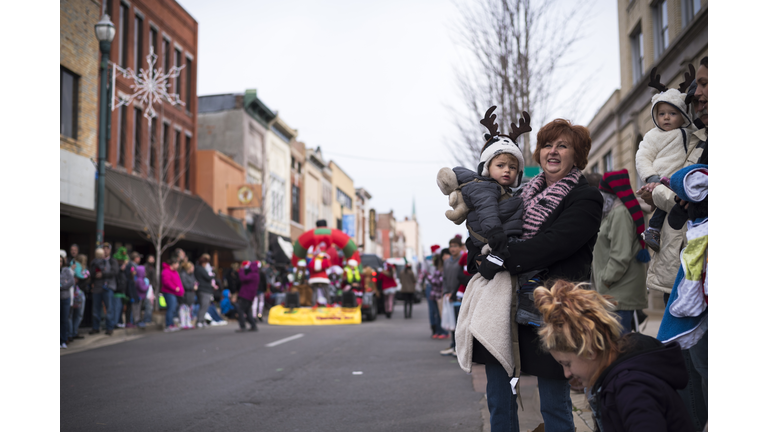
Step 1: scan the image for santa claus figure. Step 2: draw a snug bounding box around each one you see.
[379,263,399,319]
[308,245,332,306]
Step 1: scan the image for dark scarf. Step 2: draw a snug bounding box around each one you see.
[599,169,651,263]
[520,167,582,240]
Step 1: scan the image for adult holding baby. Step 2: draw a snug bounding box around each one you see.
[462,117,603,432]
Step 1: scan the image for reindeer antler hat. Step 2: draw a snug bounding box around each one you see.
[476,106,530,187]
[648,65,696,130]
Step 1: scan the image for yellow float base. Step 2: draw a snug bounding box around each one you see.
[267,305,362,326]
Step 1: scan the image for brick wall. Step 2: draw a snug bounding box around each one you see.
[60,0,101,159]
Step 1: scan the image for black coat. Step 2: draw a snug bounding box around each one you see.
[592,333,694,432]
[468,174,603,379]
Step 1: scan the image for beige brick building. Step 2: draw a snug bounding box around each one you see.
[585,0,707,188]
[60,0,101,212]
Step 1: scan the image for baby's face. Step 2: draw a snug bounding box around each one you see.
[656,104,685,131]
[488,154,519,187]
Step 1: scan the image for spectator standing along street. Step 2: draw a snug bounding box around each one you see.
[237,261,260,332]
[179,262,198,329]
[161,258,184,332]
[89,245,119,336]
[194,254,217,328]
[440,237,462,356]
[69,254,89,342]
[61,255,75,348]
[399,263,417,319]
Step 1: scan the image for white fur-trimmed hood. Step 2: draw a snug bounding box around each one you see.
[651,89,692,129]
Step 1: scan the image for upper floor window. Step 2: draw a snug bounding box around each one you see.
[291,185,301,223]
[134,14,144,71]
[336,188,352,209]
[149,27,158,57]
[163,38,170,75]
[184,134,191,191]
[133,107,142,173]
[682,0,702,27]
[119,2,130,68]
[654,1,669,58]
[185,57,192,108]
[174,48,182,97]
[117,105,127,167]
[60,66,78,139]
[603,151,614,173]
[631,27,644,84]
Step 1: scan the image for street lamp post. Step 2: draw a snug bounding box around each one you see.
[94,15,115,246]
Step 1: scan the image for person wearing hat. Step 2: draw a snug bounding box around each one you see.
[593,169,650,334]
[236,260,260,332]
[113,246,136,328]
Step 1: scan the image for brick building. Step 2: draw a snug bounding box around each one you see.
[290,141,307,242]
[60,0,246,264]
[60,0,101,254]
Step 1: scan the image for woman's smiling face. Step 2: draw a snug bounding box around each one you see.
[540,134,576,185]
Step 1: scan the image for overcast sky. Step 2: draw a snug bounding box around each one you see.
[176,0,620,255]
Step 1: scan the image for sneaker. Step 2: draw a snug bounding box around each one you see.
[105,329,113,336]
[440,347,456,356]
[137,322,146,329]
[214,320,228,326]
[643,227,661,252]
[436,334,449,339]
[125,323,136,329]
[116,323,125,328]
[235,328,248,333]
[431,334,438,339]
[248,327,258,332]
[196,322,205,329]
[61,343,67,349]
[88,329,100,335]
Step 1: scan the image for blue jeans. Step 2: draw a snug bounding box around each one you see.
[61,298,71,344]
[92,290,114,331]
[142,297,154,324]
[690,331,708,408]
[111,295,124,326]
[163,293,178,328]
[615,310,635,335]
[428,298,447,335]
[69,298,85,338]
[485,363,574,432]
[450,302,461,348]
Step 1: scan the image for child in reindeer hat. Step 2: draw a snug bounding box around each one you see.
[437,107,531,277]
[635,65,698,251]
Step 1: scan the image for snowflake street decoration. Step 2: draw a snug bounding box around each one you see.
[113,46,185,125]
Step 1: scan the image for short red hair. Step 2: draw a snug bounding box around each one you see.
[534,119,592,170]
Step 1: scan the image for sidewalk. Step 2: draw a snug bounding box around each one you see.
[60,313,234,356]
[471,309,663,432]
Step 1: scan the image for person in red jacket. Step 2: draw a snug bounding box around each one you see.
[236,261,259,332]
[380,263,399,319]
[161,259,184,332]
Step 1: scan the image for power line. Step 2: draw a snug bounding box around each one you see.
[323,150,450,165]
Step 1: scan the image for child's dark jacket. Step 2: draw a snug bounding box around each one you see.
[591,333,694,432]
[454,167,524,248]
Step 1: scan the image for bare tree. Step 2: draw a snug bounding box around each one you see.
[448,0,595,167]
[111,130,204,306]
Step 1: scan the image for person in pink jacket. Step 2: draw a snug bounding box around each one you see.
[236,261,260,332]
[161,259,184,332]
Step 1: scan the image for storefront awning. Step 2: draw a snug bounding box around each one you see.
[61,168,248,250]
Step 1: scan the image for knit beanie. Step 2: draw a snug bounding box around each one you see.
[477,136,525,187]
[599,169,651,263]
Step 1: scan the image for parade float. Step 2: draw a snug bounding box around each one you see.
[267,226,368,325]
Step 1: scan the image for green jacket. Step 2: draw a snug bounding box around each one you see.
[592,202,648,310]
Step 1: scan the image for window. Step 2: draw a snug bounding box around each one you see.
[133,108,142,172]
[591,164,600,174]
[134,15,143,71]
[336,188,352,209]
[185,57,192,108]
[603,151,614,173]
[149,117,157,178]
[163,38,170,74]
[174,130,181,187]
[174,48,182,97]
[270,174,286,221]
[117,105,127,167]
[291,185,301,223]
[119,2,129,68]
[654,1,669,58]
[60,67,78,139]
[184,135,191,191]
[682,0,701,27]
[631,28,644,84]
[162,123,170,182]
[149,27,158,57]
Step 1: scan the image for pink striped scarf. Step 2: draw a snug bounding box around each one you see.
[520,167,583,240]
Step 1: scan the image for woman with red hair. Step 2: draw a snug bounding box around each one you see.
[470,118,603,432]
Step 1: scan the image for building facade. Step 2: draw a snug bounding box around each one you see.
[584,0,707,310]
[355,187,374,253]
[264,116,296,250]
[329,160,356,238]
[304,147,334,230]
[289,141,307,241]
[61,0,101,226]
[105,0,198,192]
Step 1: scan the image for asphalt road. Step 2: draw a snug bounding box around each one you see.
[61,302,483,431]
